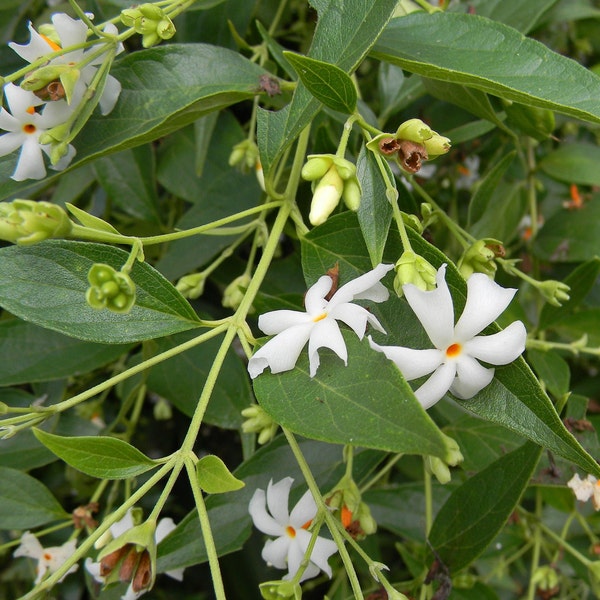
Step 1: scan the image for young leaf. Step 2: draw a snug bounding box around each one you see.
[283,52,357,114]
[372,12,600,125]
[0,466,68,529]
[0,241,201,343]
[429,441,541,572]
[196,455,245,494]
[33,429,158,479]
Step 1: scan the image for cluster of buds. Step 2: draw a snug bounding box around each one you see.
[241,403,278,444]
[425,435,464,484]
[121,4,175,48]
[176,272,207,299]
[457,239,504,279]
[325,474,376,540]
[222,273,252,311]
[393,250,437,296]
[302,154,361,226]
[0,199,72,245]
[86,263,136,314]
[367,118,451,174]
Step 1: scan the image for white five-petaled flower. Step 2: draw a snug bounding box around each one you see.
[249,477,338,582]
[14,532,78,584]
[248,263,393,378]
[0,83,75,180]
[568,473,600,510]
[85,509,184,600]
[9,13,122,115]
[369,264,527,409]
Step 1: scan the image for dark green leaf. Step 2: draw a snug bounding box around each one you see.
[527,349,570,398]
[538,143,600,186]
[467,0,560,33]
[372,13,600,125]
[0,467,68,529]
[284,52,357,114]
[33,429,158,479]
[0,241,201,343]
[429,441,541,571]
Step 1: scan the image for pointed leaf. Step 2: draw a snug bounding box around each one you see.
[0,241,201,343]
[196,455,245,494]
[372,13,600,125]
[33,429,158,479]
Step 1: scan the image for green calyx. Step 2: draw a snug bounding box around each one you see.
[86,263,136,314]
[393,251,437,296]
[121,4,176,47]
[457,239,500,279]
[22,64,80,104]
[259,580,302,599]
[0,199,72,245]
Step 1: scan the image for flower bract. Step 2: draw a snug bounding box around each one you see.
[0,83,75,180]
[249,477,338,582]
[369,264,526,409]
[14,532,78,584]
[248,263,393,378]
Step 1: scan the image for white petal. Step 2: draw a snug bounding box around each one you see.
[330,263,393,306]
[329,302,373,338]
[262,536,290,570]
[289,489,317,528]
[266,478,293,526]
[249,488,285,537]
[122,583,143,600]
[49,143,76,171]
[307,318,347,376]
[567,473,595,502]
[304,275,332,315]
[285,537,305,580]
[414,361,456,409]
[258,309,312,335]
[0,131,25,156]
[38,100,75,128]
[4,83,43,117]
[454,273,517,341]
[368,337,443,381]
[294,529,337,579]
[450,355,494,399]
[44,540,78,582]
[85,558,104,583]
[248,324,313,378]
[8,23,52,62]
[12,137,46,181]
[166,567,185,581]
[52,13,88,48]
[98,74,122,115]
[14,532,43,559]
[156,517,176,543]
[0,109,20,133]
[110,508,134,538]
[403,264,455,349]
[463,321,526,365]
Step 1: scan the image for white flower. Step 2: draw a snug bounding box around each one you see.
[85,509,183,600]
[0,83,75,180]
[455,155,480,190]
[249,477,338,582]
[9,13,122,115]
[248,263,393,378]
[369,264,526,409]
[14,532,78,584]
[568,473,600,510]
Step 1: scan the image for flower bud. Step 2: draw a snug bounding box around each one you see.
[0,199,72,245]
[153,397,172,421]
[241,404,278,444]
[393,251,437,295]
[138,3,165,19]
[342,177,361,211]
[537,279,570,307]
[423,132,451,158]
[176,272,206,299]
[229,140,259,172]
[156,18,176,40]
[222,273,252,311]
[86,264,136,314]
[395,118,433,143]
[308,165,344,226]
[301,155,333,181]
[259,580,302,599]
[457,239,498,279]
[442,434,464,467]
[255,160,266,192]
[425,455,452,484]
[531,565,559,595]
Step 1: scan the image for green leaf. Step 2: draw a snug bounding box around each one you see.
[0,467,68,529]
[253,331,451,459]
[356,145,393,267]
[429,441,541,572]
[527,349,570,398]
[467,0,560,33]
[539,259,600,330]
[283,52,357,114]
[33,429,158,479]
[534,196,600,261]
[0,44,267,199]
[196,455,245,494]
[0,241,201,343]
[0,320,133,385]
[372,13,600,125]
[538,143,600,186]
[258,0,398,176]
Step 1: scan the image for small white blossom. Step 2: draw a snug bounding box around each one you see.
[9,13,122,115]
[249,477,338,582]
[369,264,526,409]
[14,532,78,584]
[248,263,393,378]
[568,473,600,510]
[0,83,75,180]
[455,155,480,190]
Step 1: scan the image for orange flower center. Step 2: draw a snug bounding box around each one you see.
[40,34,61,52]
[43,552,52,560]
[286,526,296,538]
[23,123,37,134]
[445,343,462,358]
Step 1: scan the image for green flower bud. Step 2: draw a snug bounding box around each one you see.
[537,279,570,307]
[241,404,278,444]
[395,118,433,143]
[49,141,70,166]
[222,273,252,311]
[153,397,172,421]
[141,31,160,48]
[393,251,437,296]
[301,154,334,181]
[138,3,165,19]
[156,18,176,40]
[423,132,451,158]
[86,264,136,314]
[332,156,356,180]
[457,239,498,279]
[228,140,259,172]
[531,565,559,593]
[176,272,206,299]
[259,580,302,599]
[442,433,464,467]
[425,455,451,484]
[309,165,344,226]
[342,176,361,211]
[39,122,71,145]
[0,199,72,245]
[0,402,8,414]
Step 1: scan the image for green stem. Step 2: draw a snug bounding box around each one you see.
[359,453,403,493]
[525,489,543,600]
